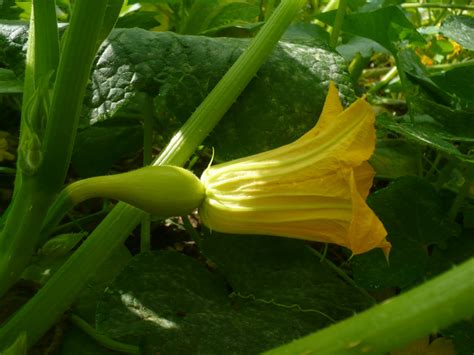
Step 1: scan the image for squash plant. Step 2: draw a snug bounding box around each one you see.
[0,0,473,354]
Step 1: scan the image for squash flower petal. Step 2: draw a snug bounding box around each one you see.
[199,82,390,256]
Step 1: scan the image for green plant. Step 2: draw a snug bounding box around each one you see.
[0,0,473,354]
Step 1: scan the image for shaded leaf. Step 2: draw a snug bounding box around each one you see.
[281,23,330,48]
[74,245,133,323]
[352,176,458,289]
[440,15,474,51]
[86,28,354,161]
[391,337,455,355]
[96,239,373,354]
[397,48,452,106]
[203,1,260,35]
[425,229,474,281]
[442,319,474,355]
[0,68,22,93]
[370,139,419,179]
[337,35,389,61]
[0,0,23,20]
[0,23,354,164]
[316,6,424,54]
[60,326,113,355]
[430,64,474,111]
[376,114,474,163]
[71,119,143,178]
[39,232,87,259]
[358,0,403,12]
[201,234,374,315]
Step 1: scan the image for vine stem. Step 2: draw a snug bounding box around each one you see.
[367,66,398,94]
[69,314,139,354]
[0,0,306,350]
[329,0,347,49]
[308,248,375,303]
[140,93,154,252]
[264,257,474,354]
[401,3,474,10]
[448,168,472,222]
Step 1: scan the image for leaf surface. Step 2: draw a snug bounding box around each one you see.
[440,15,474,51]
[316,6,424,54]
[96,236,373,354]
[0,23,354,166]
[351,176,458,289]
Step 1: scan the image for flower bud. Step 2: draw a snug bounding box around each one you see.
[67,166,205,217]
[199,82,390,256]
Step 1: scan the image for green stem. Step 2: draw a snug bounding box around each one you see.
[448,169,472,222]
[32,0,59,84]
[0,0,305,349]
[308,248,375,304]
[322,0,339,13]
[329,0,347,49]
[367,66,398,94]
[428,60,474,72]
[38,0,109,191]
[182,215,202,248]
[141,94,154,252]
[424,152,442,179]
[51,210,109,235]
[264,257,474,355]
[0,0,111,297]
[155,0,305,167]
[401,2,474,10]
[69,314,139,354]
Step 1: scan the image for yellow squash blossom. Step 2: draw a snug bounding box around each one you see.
[199,82,390,256]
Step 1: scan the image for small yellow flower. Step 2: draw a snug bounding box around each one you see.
[199,82,390,256]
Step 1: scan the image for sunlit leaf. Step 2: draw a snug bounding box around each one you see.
[440,15,474,51]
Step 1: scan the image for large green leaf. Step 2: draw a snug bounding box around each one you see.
[430,64,474,111]
[71,118,143,177]
[351,176,459,290]
[377,114,474,163]
[336,35,389,61]
[440,15,474,51]
[0,68,22,93]
[0,0,23,21]
[96,237,373,354]
[316,6,424,54]
[0,21,29,75]
[397,48,452,106]
[394,48,474,143]
[370,139,419,179]
[85,28,354,161]
[0,23,354,164]
[200,234,373,314]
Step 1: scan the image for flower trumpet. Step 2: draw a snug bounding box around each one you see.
[200,82,390,256]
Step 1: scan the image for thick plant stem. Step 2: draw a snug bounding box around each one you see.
[0,0,110,298]
[0,0,305,350]
[264,257,474,355]
[32,0,59,84]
